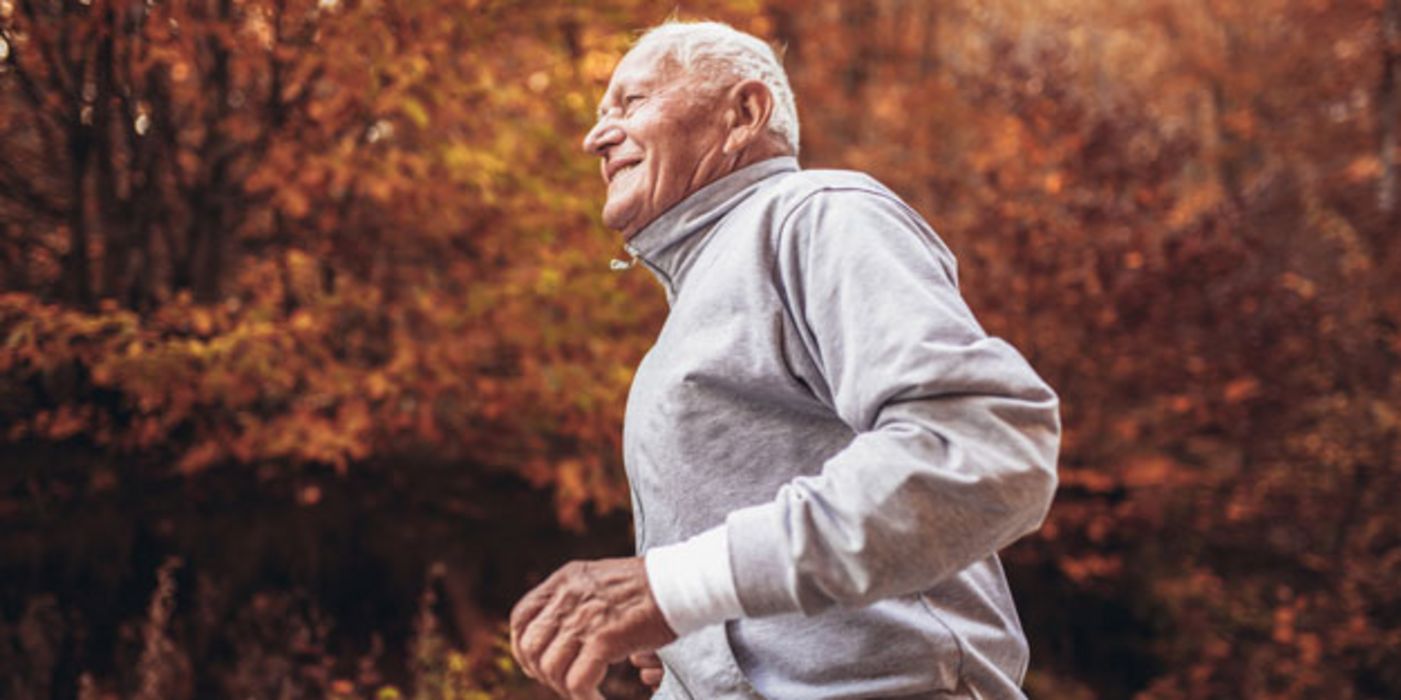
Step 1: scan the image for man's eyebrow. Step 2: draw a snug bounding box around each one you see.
[596,76,653,118]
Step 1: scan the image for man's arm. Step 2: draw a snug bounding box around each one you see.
[652,188,1060,623]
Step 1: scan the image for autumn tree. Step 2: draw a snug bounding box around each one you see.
[1,0,1397,697]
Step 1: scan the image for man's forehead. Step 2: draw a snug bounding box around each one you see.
[602,45,683,99]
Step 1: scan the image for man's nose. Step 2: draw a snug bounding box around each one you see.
[582,119,623,156]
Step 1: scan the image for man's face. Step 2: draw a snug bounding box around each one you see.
[583,45,728,239]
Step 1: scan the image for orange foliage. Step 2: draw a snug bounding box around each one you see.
[1,0,1398,697]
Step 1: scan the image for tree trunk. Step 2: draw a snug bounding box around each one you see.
[842,0,877,100]
[918,0,940,78]
[95,6,128,303]
[1380,0,1400,214]
[64,119,93,308]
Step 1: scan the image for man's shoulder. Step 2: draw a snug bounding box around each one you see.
[745,166,953,275]
[746,168,928,238]
[762,167,900,209]
[749,167,931,241]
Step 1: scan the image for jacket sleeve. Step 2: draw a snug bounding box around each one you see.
[725,187,1061,617]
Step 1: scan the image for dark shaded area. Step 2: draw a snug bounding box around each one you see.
[1,441,635,697]
[1007,557,1164,699]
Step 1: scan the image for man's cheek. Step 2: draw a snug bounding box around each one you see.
[602,195,638,231]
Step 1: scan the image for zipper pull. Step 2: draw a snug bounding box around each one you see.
[610,243,641,271]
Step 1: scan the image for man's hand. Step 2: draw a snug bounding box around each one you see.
[510,557,677,699]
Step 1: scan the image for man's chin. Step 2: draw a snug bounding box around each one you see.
[603,205,644,239]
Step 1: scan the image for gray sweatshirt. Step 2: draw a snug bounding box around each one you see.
[621,156,1060,699]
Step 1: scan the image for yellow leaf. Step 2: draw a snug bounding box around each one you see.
[401,98,429,128]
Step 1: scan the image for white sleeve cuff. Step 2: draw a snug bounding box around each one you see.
[643,525,745,638]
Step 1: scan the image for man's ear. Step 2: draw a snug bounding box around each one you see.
[722,79,776,155]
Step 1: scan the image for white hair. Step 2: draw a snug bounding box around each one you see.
[634,20,801,156]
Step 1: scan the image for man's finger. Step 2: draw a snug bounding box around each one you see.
[509,593,546,646]
[537,629,585,696]
[510,589,550,641]
[640,666,664,688]
[509,604,540,674]
[509,587,553,676]
[516,607,564,681]
[629,651,662,668]
[563,644,610,700]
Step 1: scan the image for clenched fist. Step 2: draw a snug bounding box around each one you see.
[510,557,676,699]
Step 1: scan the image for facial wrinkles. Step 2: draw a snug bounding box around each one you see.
[658,96,717,208]
[668,84,730,192]
[597,48,675,131]
[589,45,746,237]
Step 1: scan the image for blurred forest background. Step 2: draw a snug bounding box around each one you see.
[1,0,1398,698]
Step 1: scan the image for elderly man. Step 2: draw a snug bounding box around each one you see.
[509,20,1060,700]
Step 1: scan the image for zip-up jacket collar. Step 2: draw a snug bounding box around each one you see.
[621,156,799,299]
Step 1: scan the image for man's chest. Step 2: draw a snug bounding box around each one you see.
[620,227,851,547]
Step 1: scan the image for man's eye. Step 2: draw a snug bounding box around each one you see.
[596,95,645,120]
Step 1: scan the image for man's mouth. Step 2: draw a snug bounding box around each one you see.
[607,159,642,184]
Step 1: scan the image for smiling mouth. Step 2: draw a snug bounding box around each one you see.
[608,160,641,183]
